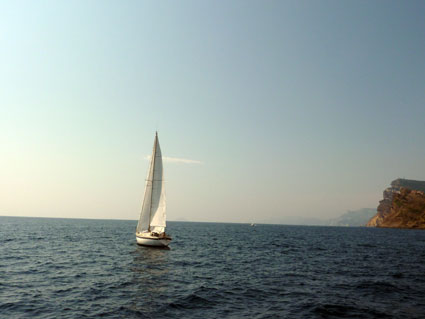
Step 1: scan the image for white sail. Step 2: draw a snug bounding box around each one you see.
[136,133,166,234]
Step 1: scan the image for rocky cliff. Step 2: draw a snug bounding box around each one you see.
[367,178,425,229]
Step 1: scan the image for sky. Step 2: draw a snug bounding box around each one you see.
[1,1,425,223]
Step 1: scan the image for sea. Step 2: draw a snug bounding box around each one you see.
[1,217,425,319]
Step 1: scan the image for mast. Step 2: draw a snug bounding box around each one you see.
[148,132,158,231]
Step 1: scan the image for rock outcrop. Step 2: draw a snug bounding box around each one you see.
[367,178,425,229]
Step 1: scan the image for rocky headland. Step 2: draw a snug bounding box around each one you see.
[367,178,425,229]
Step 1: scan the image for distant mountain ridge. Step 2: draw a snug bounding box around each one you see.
[259,208,376,226]
[367,178,425,229]
[329,208,376,227]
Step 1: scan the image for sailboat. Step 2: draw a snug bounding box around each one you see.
[136,132,172,247]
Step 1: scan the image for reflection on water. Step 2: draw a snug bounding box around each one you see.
[129,245,171,315]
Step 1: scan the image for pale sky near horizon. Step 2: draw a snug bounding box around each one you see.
[1,1,425,223]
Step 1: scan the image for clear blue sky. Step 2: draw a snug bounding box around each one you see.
[1,1,424,222]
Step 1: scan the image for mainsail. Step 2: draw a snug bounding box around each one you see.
[136,132,166,234]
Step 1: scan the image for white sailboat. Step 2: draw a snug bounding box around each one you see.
[136,132,171,247]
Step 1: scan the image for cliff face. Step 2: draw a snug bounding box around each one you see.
[367,187,397,227]
[367,179,425,229]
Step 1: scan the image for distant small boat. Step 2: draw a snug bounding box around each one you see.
[136,132,171,247]
[250,223,256,227]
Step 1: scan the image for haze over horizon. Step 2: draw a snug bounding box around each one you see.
[1,1,425,223]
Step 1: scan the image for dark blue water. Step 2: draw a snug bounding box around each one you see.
[1,217,425,318]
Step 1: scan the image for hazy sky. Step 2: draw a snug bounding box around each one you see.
[1,1,425,223]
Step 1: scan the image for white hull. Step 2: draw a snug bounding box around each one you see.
[136,235,171,247]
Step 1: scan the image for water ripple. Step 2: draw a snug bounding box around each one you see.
[1,217,425,318]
